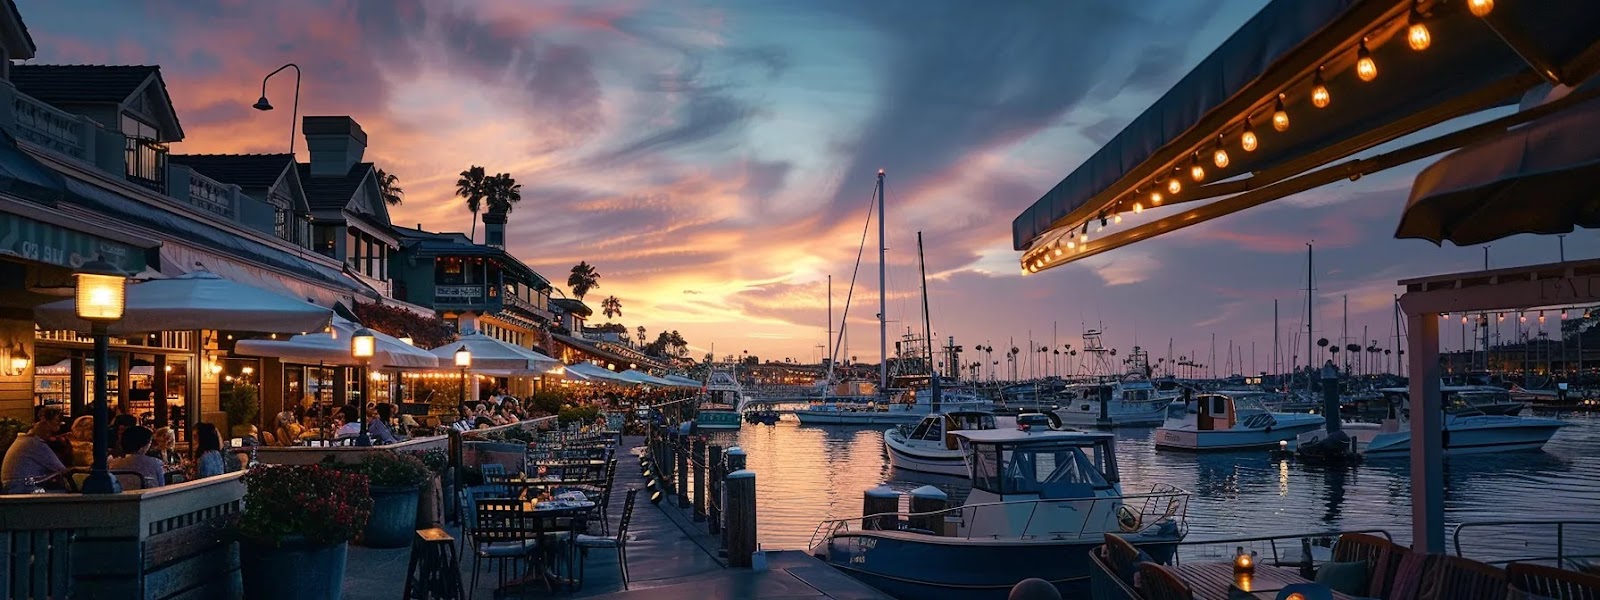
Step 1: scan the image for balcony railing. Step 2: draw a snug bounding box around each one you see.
[435,284,492,306]
[125,136,168,193]
[13,92,88,160]
[184,169,235,218]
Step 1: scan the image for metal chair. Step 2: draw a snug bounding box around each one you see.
[480,463,508,497]
[576,488,637,590]
[466,498,538,600]
[1508,561,1600,599]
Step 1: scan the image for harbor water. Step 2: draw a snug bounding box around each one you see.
[696,413,1600,563]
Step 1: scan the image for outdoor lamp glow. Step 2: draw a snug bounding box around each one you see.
[1311,70,1330,108]
[1233,546,1256,575]
[9,347,28,373]
[1468,0,1492,17]
[1356,41,1377,81]
[74,258,128,322]
[351,327,376,360]
[454,345,472,368]
[1407,8,1431,51]
[1241,123,1259,151]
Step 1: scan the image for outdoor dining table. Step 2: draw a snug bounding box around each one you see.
[509,499,597,594]
[1171,563,1355,600]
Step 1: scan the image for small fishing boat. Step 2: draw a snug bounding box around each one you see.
[1155,392,1323,451]
[1296,390,1566,458]
[743,409,779,425]
[1052,347,1170,428]
[883,411,998,476]
[814,427,1189,599]
[693,363,744,431]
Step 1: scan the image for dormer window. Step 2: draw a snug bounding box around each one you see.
[121,113,158,141]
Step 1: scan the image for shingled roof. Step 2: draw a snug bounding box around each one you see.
[9,64,184,141]
[297,162,372,211]
[169,154,293,191]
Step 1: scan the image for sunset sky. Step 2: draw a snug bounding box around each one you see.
[24,0,1595,375]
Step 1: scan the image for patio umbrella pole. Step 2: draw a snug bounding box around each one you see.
[82,323,121,494]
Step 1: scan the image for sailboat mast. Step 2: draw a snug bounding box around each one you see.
[1306,242,1314,396]
[917,232,935,382]
[1273,299,1280,380]
[877,170,888,395]
[827,274,834,384]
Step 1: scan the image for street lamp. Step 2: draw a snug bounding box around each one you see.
[454,345,472,407]
[252,63,301,156]
[351,327,375,446]
[75,257,128,494]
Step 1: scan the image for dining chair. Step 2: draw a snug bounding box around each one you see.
[575,488,637,590]
[468,498,539,600]
[480,463,508,496]
[1135,562,1193,600]
[1508,561,1600,599]
[594,459,618,535]
[1103,533,1141,584]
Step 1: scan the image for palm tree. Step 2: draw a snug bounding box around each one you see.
[455,165,489,242]
[636,325,647,347]
[486,172,522,216]
[375,167,404,206]
[568,262,600,300]
[601,295,622,320]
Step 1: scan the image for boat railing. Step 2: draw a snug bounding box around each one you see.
[1452,519,1600,568]
[809,484,1191,551]
[1167,529,1394,574]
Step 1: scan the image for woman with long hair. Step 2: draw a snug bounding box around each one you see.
[191,423,225,478]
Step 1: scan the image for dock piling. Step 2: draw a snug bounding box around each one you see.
[908,485,948,534]
[726,469,757,567]
[692,436,707,521]
[863,486,900,531]
[708,444,723,535]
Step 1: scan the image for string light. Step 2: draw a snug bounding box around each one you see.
[1149,190,1163,205]
[1357,40,1377,81]
[1562,310,1569,319]
[1539,311,1546,324]
[1167,177,1182,195]
[1190,154,1205,182]
[1272,95,1289,132]
[1079,231,1088,243]
[1462,315,1468,324]
[1113,213,1122,224]
[1067,239,1076,249]
[1054,246,1063,257]
[1311,68,1330,108]
[1213,136,1230,168]
[1468,0,1493,17]
[1133,202,1144,214]
[1241,122,1259,152]
[1498,313,1505,322]
[1407,4,1431,51]
[1520,313,1527,323]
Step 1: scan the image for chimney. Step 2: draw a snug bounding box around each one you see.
[483,207,507,248]
[302,116,367,176]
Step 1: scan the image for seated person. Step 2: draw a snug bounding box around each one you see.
[109,426,166,488]
[1,407,68,493]
[191,423,227,478]
[110,413,138,457]
[67,415,96,467]
[146,426,182,465]
[334,405,363,439]
[366,403,399,445]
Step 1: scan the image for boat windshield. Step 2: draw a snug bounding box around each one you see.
[951,413,995,431]
[964,438,1117,498]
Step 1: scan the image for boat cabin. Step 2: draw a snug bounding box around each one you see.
[903,411,997,450]
[1193,393,1239,431]
[952,429,1126,540]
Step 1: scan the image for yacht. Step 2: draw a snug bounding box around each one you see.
[813,427,1189,599]
[692,363,743,431]
[1297,390,1566,457]
[1052,348,1170,428]
[883,411,998,476]
[793,379,994,425]
[1155,392,1324,451]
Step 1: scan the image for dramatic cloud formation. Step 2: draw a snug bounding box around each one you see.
[21,0,1593,371]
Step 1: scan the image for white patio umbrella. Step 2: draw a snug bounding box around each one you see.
[34,270,333,335]
[428,334,562,374]
[233,317,439,369]
[567,362,637,384]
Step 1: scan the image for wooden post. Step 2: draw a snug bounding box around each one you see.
[446,428,463,522]
[726,469,757,567]
[908,485,948,534]
[664,431,678,494]
[708,444,723,535]
[676,434,690,509]
[692,436,707,521]
[725,446,746,472]
[863,485,900,531]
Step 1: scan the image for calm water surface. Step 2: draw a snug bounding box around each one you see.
[697,413,1600,563]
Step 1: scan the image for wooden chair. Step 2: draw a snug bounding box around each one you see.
[576,488,637,590]
[1136,562,1193,600]
[1332,532,1398,598]
[1103,533,1141,584]
[1421,554,1507,600]
[1509,562,1600,600]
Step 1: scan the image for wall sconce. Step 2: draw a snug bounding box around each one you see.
[2,343,29,376]
[209,361,223,375]
[241,366,255,376]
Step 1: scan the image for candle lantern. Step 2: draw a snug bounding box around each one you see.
[1233,546,1257,575]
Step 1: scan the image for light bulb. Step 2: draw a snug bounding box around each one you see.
[1272,96,1289,132]
[1408,10,1431,51]
[1468,0,1492,17]
[1213,145,1230,169]
[1167,177,1181,195]
[1190,159,1205,182]
[1311,70,1330,108]
[1067,240,1075,249]
[1149,190,1163,205]
[1357,41,1377,81]
[1054,247,1063,257]
[1241,123,1258,152]
[1079,232,1087,243]
[1113,214,1122,224]
[1133,202,1143,214]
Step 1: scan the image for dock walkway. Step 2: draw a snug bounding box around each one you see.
[344,436,889,599]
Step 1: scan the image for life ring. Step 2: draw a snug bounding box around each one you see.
[1117,505,1141,532]
[1045,412,1064,431]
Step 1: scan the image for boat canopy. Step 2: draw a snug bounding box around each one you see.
[955,430,1120,496]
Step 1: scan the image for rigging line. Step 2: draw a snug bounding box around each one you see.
[830,176,881,367]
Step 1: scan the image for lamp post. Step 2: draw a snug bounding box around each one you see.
[75,257,128,494]
[351,327,375,446]
[252,63,301,156]
[454,345,472,407]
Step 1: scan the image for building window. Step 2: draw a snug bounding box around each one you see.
[313,225,338,258]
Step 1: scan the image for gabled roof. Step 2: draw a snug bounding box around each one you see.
[551,298,592,317]
[298,162,373,211]
[391,226,550,288]
[0,0,36,60]
[170,154,293,191]
[10,64,184,141]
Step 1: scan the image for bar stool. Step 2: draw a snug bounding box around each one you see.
[404,527,465,600]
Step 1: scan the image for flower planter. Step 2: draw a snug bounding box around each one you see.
[240,536,347,600]
[362,484,422,548]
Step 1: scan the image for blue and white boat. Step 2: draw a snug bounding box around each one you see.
[1052,348,1172,428]
[693,363,743,431]
[883,411,998,476]
[1155,392,1324,451]
[813,427,1189,599]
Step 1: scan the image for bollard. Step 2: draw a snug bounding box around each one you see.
[676,435,690,509]
[726,469,757,567]
[663,431,678,493]
[907,485,948,534]
[708,444,723,535]
[726,446,746,472]
[692,437,707,521]
[862,486,901,531]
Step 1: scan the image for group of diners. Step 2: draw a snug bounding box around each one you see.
[1,405,233,493]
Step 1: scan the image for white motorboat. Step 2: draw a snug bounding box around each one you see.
[1052,348,1170,428]
[884,411,998,476]
[693,363,743,431]
[814,427,1189,599]
[794,388,993,425]
[1293,400,1567,458]
[1155,392,1323,451]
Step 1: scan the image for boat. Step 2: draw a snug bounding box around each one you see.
[743,409,779,425]
[1155,392,1324,451]
[883,411,998,476]
[813,427,1189,599]
[1052,347,1170,428]
[1297,390,1567,457]
[693,363,743,431]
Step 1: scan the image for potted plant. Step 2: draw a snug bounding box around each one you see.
[221,384,260,438]
[238,464,371,600]
[334,451,432,548]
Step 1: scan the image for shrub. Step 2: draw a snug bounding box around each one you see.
[221,385,259,429]
[403,448,449,474]
[327,451,432,488]
[239,464,372,547]
[558,405,600,427]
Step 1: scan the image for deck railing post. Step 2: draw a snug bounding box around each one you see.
[676,433,690,509]
[726,469,757,567]
[708,444,723,535]
[692,436,707,521]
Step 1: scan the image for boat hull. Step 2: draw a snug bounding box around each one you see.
[883,433,966,476]
[1363,417,1566,458]
[1154,418,1322,451]
[794,409,925,425]
[1054,403,1167,427]
[694,409,742,431]
[817,531,1177,600]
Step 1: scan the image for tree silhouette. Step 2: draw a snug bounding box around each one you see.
[567,262,600,300]
[455,166,489,241]
[601,295,622,320]
[375,167,404,206]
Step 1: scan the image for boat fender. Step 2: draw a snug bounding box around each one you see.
[1045,412,1064,431]
[1116,505,1140,532]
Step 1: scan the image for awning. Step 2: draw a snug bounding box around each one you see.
[662,374,704,387]
[158,244,349,308]
[0,129,66,205]
[618,369,677,387]
[34,269,333,335]
[1011,0,1600,269]
[233,317,439,369]
[430,334,562,373]
[1398,91,1600,245]
[567,362,636,384]
[0,194,155,273]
